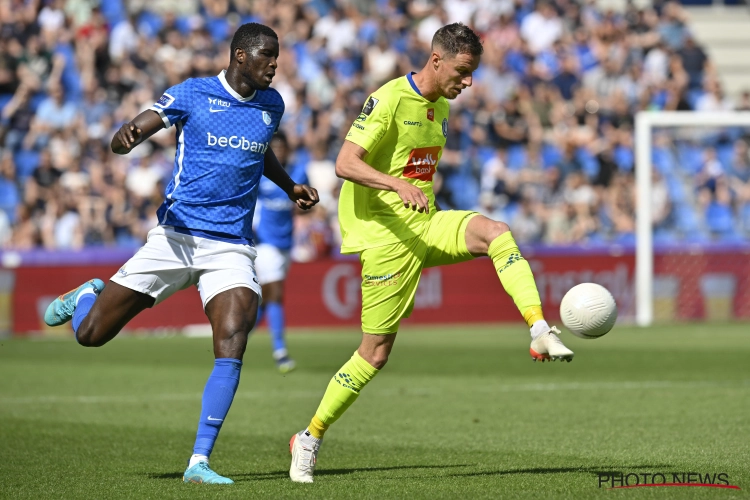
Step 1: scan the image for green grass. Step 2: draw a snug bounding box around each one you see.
[1,323,749,499]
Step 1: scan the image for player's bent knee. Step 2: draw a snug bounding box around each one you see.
[75,324,107,348]
[361,351,390,370]
[490,220,511,240]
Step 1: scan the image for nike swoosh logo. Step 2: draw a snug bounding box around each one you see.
[207,415,223,421]
[209,108,228,113]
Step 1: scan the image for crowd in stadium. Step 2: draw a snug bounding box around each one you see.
[1,0,749,257]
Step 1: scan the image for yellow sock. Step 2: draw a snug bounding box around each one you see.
[488,232,544,327]
[307,350,379,439]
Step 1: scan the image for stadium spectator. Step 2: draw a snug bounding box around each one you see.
[0,0,743,253]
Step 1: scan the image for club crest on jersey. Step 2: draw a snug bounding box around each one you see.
[155,93,174,109]
[427,108,434,121]
[262,111,272,126]
[362,97,379,116]
[442,118,448,137]
[403,146,441,181]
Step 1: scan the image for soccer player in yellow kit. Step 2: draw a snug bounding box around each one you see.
[289,23,574,483]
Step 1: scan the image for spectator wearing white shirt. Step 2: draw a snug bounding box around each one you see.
[520,2,563,54]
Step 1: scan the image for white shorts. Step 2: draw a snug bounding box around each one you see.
[110,226,261,308]
[255,243,291,285]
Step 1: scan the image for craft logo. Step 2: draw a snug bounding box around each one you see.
[598,472,739,490]
[403,146,441,181]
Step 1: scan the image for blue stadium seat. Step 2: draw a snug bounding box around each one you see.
[575,148,599,179]
[445,173,479,210]
[0,178,19,223]
[507,145,526,170]
[665,175,686,203]
[652,146,676,174]
[705,202,735,236]
[541,143,562,168]
[716,143,734,170]
[136,11,163,39]
[476,146,496,167]
[676,143,705,175]
[614,145,634,171]
[675,202,703,234]
[13,149,40,181]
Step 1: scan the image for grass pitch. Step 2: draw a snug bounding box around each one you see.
[1,323,749,499]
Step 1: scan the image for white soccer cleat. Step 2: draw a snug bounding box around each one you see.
[289,430,321,483]
[530,326,574,362]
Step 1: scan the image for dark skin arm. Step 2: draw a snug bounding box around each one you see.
[111,110,166,154]
[263,146,319,210]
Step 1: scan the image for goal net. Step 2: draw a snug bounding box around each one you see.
[635,111,750,326]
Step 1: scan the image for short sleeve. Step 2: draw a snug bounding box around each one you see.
[345,93,392,153]
[149,79,193,128]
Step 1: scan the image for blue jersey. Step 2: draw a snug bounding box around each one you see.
[149,71,285,242]
[254,161,308,250]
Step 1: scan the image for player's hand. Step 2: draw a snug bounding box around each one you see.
[290,184,319,210]
[395,180,430,213]
[112,122,142,154]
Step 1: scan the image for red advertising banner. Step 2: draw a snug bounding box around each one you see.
[5,246,749,335]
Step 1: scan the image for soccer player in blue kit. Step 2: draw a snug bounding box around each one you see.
[253,131,307,373]
[42,23,319,485]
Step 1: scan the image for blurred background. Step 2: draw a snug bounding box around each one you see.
[1,0,750,335]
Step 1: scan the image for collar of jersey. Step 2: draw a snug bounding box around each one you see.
[406,72,422,97]
[217,70,256,102]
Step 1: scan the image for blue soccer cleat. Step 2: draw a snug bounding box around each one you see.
[43,279,105,327]
[183,461,234,484]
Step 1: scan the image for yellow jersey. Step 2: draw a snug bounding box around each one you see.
[339,74,450,254]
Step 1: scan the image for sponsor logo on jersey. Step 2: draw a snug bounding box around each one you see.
[363,272,402,287]
[356,112,367,122]
[352,123,365,130]
[362,96,379,116]
[442,118,448,137]
[155,93,175,108]
[207,132,268,153]
[208,97,231,112]
[427,108,434,121]
[404,120,422,126]
[262,111,272,125]
[403,146,441,181]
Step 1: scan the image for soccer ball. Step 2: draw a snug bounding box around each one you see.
[559,283,617,339]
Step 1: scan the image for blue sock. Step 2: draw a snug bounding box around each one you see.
[193,358,243,458]
[72,293,96,339]
[266,302,286,355]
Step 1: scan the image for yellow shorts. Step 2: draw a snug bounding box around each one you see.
[359,210,478,334]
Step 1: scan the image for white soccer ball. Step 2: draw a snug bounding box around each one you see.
[559,283,617,339]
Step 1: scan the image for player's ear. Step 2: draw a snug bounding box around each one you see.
[234,47,245,64]
[431,51,442,71]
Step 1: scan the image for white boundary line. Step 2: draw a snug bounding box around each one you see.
[1,380,747,405]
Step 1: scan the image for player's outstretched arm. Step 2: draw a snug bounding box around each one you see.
[336,140,430,213]
[263,146,319,210]
[110,110,166,155]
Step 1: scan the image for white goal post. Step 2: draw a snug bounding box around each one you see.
[634,111,750,326]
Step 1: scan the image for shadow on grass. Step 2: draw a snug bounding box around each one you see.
[151,463,673,482]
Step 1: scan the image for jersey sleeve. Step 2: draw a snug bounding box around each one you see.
[149,79,193,128]
[345,92,393,153]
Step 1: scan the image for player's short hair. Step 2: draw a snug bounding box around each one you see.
[431,23,483,57]
[230,23,278,59]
